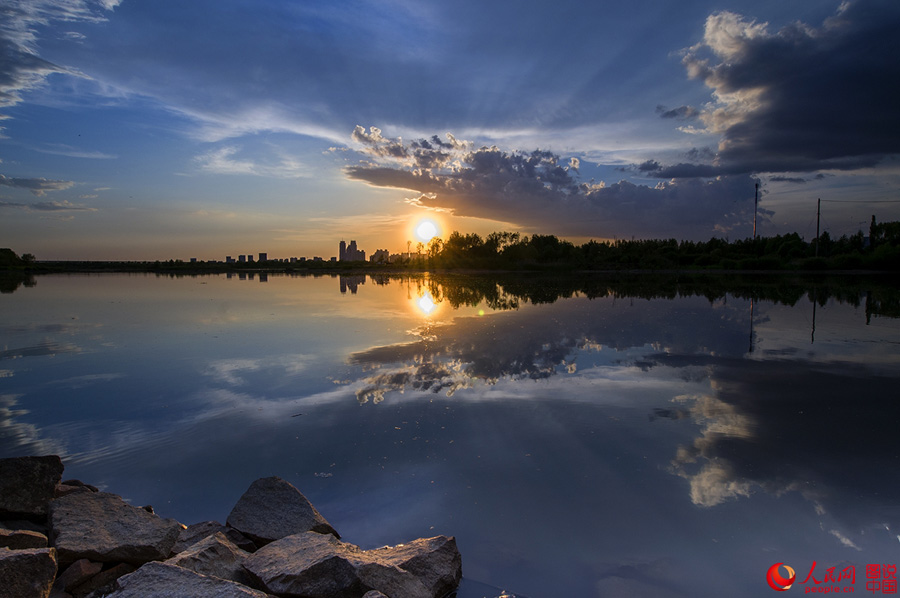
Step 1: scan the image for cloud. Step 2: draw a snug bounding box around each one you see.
[346,127,761,239]
[654,0,900,177]
[0,199,94,211]
[32,143,116,159]
[193,145,311,178]
[0,173,75,195]
[768,176,807,184]
[0,0,117,119]
[656,105,699,120]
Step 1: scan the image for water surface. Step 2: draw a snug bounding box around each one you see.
[2,273,899,597]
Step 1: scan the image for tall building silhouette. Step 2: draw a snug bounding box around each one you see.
[339,239,365,262]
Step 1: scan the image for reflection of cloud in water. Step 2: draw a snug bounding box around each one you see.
[204,354,314,386]
[662,356,900,548]
[0,394,67,457]
[0,341,81,360]
[351,295,748,404]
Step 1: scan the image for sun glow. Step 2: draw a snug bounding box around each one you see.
[417,294,437,315]
[415,219,439,243]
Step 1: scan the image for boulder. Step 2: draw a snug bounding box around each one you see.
[53,559,103,593]
[243,531,459,598]
[0,455,64,518]
[243,532,380,598]
[53,484,92,499]
[68,563,135,598]
[367,535,462,598]
[226,477,338,545]
[165,531,251,585]
[49,491,183,565]
[172,520,256,555]
[0,547,58,598]
[105,561,269,598]
[0,528,48,549]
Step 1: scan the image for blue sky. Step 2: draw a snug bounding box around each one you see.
[1,0,898,260]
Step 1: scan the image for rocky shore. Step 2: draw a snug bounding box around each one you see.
[0,456,462,598]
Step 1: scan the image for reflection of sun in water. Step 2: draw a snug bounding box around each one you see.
[417,294,437,315]
[415,220,438,242]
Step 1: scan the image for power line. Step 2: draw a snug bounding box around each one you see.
[819,199,900,204]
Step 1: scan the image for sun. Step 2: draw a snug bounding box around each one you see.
[415,220,439,242]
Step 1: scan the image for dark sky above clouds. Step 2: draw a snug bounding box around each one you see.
[0,0,898,258]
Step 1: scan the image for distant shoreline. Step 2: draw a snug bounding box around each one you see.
[5,261,900,277]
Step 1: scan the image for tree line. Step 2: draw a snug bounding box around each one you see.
[414,219,900,271]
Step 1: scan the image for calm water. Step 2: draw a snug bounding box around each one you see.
[2,272,900,597]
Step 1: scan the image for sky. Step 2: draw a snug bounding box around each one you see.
[1,0,899,260]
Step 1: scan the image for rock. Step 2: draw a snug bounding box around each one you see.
[0,547,58,598]
[367,535,462,598]
[49,491,183,565]
[53,559,103,593]
[165,531,251,585]
[172,521,256,555]
[53,484,92,499]
[0,519,48,534]
[243,532,372,598]
[105,561,269,598]
[0,455,64,518]
[226,477,338,545]
[172,521,223,555]
[243,531,447,598]
[60,481,98,493]
[0,528,48,549]
[362,592,389,598]
[69,563,135,598]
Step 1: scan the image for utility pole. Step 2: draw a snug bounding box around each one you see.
[815,198,821,258]
[753,182,759,240]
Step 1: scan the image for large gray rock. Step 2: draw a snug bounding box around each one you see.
[69,562,135,598]
[49,491,183,565]
[243,531,460,598]
[367,535,462,598]
[53,558,103,593]
[172,520,256,555]
[172,520,224,555]
[106,561,269,598]
[165,531,251,585]
[0,455,64,518]
[0,547,58,598]
[226,477,338,545]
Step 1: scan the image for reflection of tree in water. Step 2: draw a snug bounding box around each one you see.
[0,272,36,294]
[352,274,900,406]
[386,272,900,314]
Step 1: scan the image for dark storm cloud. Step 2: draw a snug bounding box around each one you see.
[656,105,698,120]
[651,0,900,177]
[0,174,75,195]
[768,176,806,184]
[348,127,761,239]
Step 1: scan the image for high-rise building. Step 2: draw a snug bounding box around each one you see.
[258,252,268,262]
[340,239,366,262]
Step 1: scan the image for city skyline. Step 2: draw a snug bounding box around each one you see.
[1,0,899,260]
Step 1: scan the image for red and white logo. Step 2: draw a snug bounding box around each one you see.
[767,563,796,591]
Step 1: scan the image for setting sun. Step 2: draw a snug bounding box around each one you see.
[415,220,439,243]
